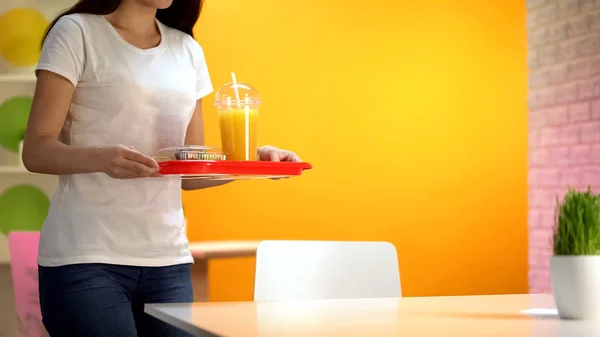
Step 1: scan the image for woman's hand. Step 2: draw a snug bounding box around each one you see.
[257,145,302,162]
[97,145,160,179]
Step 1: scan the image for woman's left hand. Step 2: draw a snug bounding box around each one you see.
[258,145,301,162]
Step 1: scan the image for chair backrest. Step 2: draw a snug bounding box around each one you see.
[253,240,401,302]
[8,231,47,337]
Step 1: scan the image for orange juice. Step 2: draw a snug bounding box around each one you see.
[218,107,259,161]
[214,80,261,160]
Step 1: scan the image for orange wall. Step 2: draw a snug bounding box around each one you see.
[186,0,528,300]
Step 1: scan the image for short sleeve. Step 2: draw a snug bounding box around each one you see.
[36,16,85,87]
[191,39,213,100]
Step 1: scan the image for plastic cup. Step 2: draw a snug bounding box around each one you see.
[214,82,261,161]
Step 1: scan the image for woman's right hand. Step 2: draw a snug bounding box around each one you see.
[97,145,160,179]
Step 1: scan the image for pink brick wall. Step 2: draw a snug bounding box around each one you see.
[528,0,600,293]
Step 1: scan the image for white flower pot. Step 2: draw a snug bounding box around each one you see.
[550,255,600,319]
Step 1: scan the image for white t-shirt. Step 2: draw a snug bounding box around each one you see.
[36,13,213,267]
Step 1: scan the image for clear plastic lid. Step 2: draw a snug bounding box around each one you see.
[214,82,261,109]
[154,146,226,161]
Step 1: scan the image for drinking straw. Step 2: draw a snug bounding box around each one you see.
[231,72,250,160]
[231,72,242,108]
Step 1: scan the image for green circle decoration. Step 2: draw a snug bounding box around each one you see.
[0,185,49,235]
[0,96,32,152]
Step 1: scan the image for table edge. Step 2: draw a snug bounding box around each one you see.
[145,304,223,337]
[188,241,261,259]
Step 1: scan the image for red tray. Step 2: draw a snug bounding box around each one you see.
[158,160,312,180]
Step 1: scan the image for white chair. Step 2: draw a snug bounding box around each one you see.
[253,240,401,302]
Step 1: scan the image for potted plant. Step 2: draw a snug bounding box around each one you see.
[551,187,600,320]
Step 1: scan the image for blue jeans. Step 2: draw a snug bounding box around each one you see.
[38,263,194,337]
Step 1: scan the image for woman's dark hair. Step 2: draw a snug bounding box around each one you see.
[43,0,202,43]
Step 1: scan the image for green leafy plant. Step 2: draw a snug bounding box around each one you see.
[554,187,600,256]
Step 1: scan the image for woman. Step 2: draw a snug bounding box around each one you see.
[22,0,300,336]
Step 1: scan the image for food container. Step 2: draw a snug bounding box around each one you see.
[153,146,226,162]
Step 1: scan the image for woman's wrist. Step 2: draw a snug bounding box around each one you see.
[83,146,108,173]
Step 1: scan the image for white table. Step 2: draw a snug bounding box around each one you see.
[145,294,597,336]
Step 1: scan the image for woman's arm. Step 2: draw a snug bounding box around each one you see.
[23,70,159,178]
[23,71,98,174]
[181,99,231,191]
